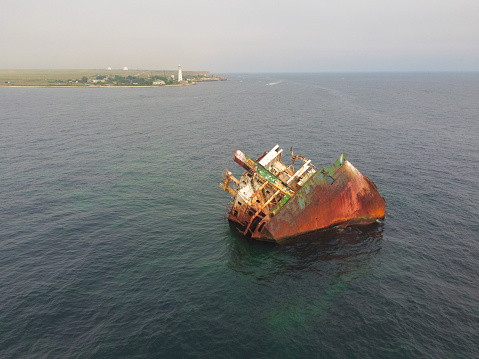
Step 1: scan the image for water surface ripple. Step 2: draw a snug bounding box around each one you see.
[1,73,478,358]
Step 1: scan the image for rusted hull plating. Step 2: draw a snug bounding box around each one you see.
[220,145,385,242]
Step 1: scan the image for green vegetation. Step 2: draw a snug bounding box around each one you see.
[0,69,214,87]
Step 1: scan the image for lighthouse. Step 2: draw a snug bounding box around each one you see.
[178,64,183,83]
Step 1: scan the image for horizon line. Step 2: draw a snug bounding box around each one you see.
[1,69,478,75]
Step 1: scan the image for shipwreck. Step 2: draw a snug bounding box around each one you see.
[220,145,385,242]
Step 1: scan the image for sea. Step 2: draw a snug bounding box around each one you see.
[0,73,478,358]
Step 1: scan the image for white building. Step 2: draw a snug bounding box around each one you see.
[178,64,183,83]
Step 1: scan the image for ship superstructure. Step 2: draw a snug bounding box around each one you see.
[221,145,385,242]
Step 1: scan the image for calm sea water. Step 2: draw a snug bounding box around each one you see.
[1,73,478,358]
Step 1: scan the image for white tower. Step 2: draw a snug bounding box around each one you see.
[178,64,183,83]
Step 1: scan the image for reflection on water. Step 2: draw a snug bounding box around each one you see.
[225,222,384,281]
[225,223,384,333]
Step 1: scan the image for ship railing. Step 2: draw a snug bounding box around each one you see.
[242,189,281,236]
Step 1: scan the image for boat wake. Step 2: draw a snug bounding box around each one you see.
[266,80,283,86]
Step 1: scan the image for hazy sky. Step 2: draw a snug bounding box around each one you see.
[2,0,478,73]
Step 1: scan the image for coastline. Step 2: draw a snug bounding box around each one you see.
[3,83,198,88]
[0,69,225,87]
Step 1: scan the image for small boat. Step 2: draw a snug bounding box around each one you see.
[220,145,385,242]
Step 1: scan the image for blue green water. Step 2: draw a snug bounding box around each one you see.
[1,73,478,358]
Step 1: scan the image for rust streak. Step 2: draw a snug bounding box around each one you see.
[221,145,385,242]
[243,189,281,235]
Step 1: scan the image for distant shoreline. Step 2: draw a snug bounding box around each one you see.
[0,69,226,87]
[4,84,197,88]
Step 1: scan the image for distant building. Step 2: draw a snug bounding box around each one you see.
[178,64,183,83]
[123,67,128,71]
[108,67,112,70]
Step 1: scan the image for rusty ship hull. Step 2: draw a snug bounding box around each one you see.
[220,145,385,242]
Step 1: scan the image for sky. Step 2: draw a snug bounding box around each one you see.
[1,0,478,73]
